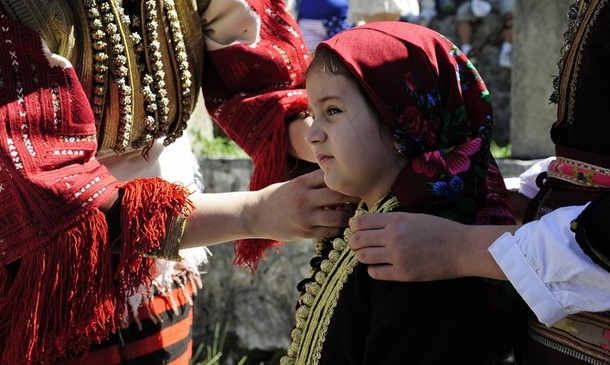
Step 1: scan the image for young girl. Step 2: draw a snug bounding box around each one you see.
[281,22,519,364]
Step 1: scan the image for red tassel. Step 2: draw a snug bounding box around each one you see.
[232,238,281,271]
[231,99,309,271]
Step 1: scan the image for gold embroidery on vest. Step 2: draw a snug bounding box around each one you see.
[281,196,401,365]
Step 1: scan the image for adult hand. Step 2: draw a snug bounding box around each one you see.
[348,212,513,282]
[255,169,358,241]
[348,212,462,281]
[181,169,357,248]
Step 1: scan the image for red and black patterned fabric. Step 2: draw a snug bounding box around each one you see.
[61,282,196,365]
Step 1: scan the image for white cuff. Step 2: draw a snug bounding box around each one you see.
[489,231,568,326]
[489,204,610,326]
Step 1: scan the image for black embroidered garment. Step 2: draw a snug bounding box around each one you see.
[283,197,514,365]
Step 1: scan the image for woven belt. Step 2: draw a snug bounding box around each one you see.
[529,312,610,364]
[548,156,610,188]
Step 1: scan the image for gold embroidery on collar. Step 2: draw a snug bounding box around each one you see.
[281,196,401,365]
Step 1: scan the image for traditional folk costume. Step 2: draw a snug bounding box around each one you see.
[0,0,310,364]
[517,1,610,363]
[281,22,517,365]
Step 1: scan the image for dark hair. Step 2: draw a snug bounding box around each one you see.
[306,47,353,81]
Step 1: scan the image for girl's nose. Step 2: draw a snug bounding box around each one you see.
[305,119,326,145]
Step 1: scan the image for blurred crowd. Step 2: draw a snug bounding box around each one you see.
[287,0,513,67]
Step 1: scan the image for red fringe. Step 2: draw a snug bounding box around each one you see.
[232,239,281,271]
[117,178,194,298]
[0,178,193,365]
[0,210,115,364]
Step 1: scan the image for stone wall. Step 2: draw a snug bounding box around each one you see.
[430,0,574,157]
[510,0,572,158]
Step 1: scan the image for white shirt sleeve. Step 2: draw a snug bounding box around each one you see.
[518,156,555,199]
[488,204,610,327]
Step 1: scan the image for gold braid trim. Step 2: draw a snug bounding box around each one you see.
[0,0,75,57]
[281,196,402,365]
[2,0,204,153]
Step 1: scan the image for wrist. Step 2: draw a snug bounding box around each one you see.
[241,189,264,239]
[459,224,516,280]
[451,222,472,277]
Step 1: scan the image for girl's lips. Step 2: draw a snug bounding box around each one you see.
[316,154,333,166]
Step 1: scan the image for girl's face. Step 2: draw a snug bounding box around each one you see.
[305,71,406,208]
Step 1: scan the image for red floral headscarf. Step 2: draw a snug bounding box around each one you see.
[317,22,514,224]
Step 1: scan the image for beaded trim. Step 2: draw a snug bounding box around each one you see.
[552,0,607,128]
[159,0,192,146]
[83,0,110,129]
[82,0,193,152]
[549,0,589,105]
[131,0,169,149]
[281,196,401,365]
[548,156,610,188]
[83,0,133,153]
[107,0,133,153]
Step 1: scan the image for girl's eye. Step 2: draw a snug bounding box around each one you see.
[327,106,341,116]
